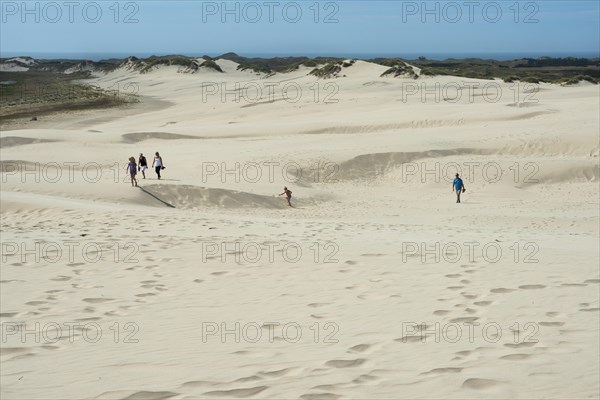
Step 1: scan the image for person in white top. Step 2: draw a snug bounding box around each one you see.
[152,152,164,180]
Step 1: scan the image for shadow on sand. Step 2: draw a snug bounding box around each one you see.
[138,186,176,208]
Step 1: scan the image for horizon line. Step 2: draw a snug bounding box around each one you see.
[2,51,599,62]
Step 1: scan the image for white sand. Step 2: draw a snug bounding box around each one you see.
[1,61,599,399]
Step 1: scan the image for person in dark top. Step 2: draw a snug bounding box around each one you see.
[138,153,148,179]
[279,187,292,207]
[452,173,466,203]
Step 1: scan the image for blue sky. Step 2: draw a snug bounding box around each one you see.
[1,1,599,58]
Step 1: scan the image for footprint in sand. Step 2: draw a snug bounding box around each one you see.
[203,386,267,398]
[105,310,128,317]
[505,342,536,349]
[308,303,330,308]
[433,310,450,316]
[325,359,366,368]
[181,381,215,389]
[233,374,263,384]
[50,276,72,282]
[474,301,493,306]
[118,390,178,400]
[539,321,565,327]
[348,344,371,353]
[1,347,30,357]
[259,368,294,378]
[25,301,47,306]
[136,293,157,297]
[82,298,113,303]
[141,284,159,289]
[519,285,546,290]
[422,367,463,375]
[450,317,479,324]
[490,288,516,294]
[300,394,341,400]
[352,374,379,384]
[501,353,533,361]
[462,378,502,390]
[0,312,21,318]
[395,335,427,343]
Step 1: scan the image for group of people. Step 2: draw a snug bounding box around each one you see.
[126,152,164,187]
[126,155,466,206]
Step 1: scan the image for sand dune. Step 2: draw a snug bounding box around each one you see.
[140,184,311,209]
[1,60,598,399]
[0,136,56,148]
[122,132,203,143]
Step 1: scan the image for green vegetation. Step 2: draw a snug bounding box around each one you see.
[371,58,407,68]
[219,53,349,74]
[199,60,224,73]
[310,63,342,78]
[419,68,436,76]
[309,60,355,78]
[380,63,416,78]
[4,54,598,83]
[237,64,274,74]
[404,57,599,84]
[0,70,138,121]
[559,75,598,85]
[136,55,198,73]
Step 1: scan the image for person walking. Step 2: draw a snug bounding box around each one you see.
[138,153,148,179]
[152,152,164,180]
[126,157,138,187]
[452,173,466,203]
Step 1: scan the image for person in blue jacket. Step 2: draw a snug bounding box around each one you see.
[452,173,466,203]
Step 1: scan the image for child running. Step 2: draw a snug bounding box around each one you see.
[279,186,293,207]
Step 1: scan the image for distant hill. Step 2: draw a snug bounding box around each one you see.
[1,54,598,84]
